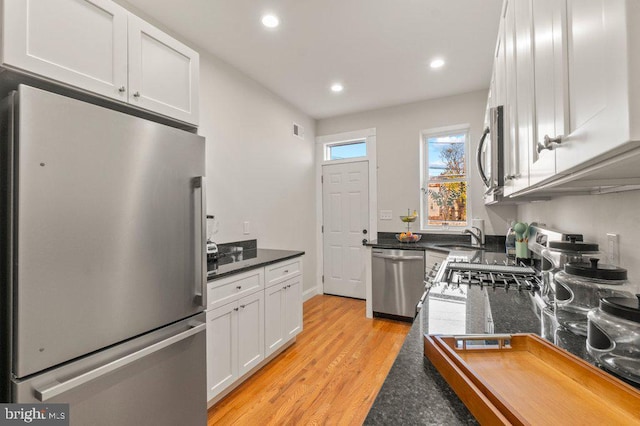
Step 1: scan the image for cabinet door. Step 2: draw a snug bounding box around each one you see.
[503,0,519,196]
[206,302,238,401]
[264,284,285,357]
[237,292,265,377]
[558,0,629,172]
[512,0,534,193]
[127,15,200,125]
[2,0,128,101]
[530,0,569,186]
[284,277,303,339]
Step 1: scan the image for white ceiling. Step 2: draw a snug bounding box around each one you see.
[125,0,503,119]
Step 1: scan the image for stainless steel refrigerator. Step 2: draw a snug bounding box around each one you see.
[0,85,207,425]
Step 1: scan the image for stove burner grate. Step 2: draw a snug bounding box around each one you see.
[443,259,541,291]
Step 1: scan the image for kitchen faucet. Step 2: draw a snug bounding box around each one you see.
[464,227,484,247]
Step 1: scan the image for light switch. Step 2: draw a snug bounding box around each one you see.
[243,221,250,235]
[380,210,393,220]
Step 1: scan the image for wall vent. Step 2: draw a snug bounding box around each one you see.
[293,122,304,140]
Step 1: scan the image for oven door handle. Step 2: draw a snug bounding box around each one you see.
[476,126,491,188]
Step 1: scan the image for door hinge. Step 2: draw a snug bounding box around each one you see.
[322,275,324,283]
[321,175,323,184]
[321,225,324,233]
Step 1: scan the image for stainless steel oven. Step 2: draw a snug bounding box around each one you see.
[476,105,504,205]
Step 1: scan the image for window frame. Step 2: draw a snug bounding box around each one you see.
[420,125,471,231]
[323,138,367,162]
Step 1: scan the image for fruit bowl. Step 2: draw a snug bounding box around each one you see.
[395,233,422,243]
[400,215,418,223]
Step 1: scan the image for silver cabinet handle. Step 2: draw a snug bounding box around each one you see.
[283,270,289,274]
[234,307,239,311]
[118,86,126,93]
[240,305,246,309]
[133,91,141,98]
[193,177,206,307]
[537,134,563,154]
[34,322,206,402]
[236,286,242,290]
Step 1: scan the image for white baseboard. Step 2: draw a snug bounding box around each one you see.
[302,286,318,302]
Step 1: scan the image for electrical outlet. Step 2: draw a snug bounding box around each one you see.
[243,221,250,235]
[380,210,393,220]
[606,233,619,265]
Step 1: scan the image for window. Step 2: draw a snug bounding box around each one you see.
[325,140,366,161]
[421,129,469,229]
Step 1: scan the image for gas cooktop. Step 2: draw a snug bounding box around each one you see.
[436,254,542,291]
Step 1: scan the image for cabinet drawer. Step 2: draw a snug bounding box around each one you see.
[207,269,264,310]
[265,258,302,287]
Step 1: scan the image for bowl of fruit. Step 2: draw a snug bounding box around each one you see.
[395,232,422,243]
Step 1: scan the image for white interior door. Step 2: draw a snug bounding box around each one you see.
[322,161,369,299]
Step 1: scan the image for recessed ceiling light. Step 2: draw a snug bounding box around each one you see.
[261,14,280,28]
[331,83,344,93]
[430,58,445,69]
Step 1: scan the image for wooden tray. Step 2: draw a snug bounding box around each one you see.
[424,333,640,425]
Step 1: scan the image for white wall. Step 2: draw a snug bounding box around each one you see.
[518,191,640,280]
[116,0,318,292]
[198,53,317,291]
[316,90,516,236]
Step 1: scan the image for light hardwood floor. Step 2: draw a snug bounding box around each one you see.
[207,294,411,425]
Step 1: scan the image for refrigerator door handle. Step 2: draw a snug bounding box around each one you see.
[34,322,206,402]
[194,176,207,306]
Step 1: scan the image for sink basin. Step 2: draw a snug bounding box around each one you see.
[435,244,486,251]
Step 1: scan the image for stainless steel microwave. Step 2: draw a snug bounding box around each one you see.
[476,105,504,205]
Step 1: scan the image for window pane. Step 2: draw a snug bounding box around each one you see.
[426,182,468,226]
[329,141,366,160]
[427,134,466,180]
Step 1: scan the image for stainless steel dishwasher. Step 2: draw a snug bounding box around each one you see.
[372,248,425,321]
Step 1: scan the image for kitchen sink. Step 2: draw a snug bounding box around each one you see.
[435,244,486,251]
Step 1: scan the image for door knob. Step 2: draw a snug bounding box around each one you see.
[362,229,368,234]
[362,238,368,245]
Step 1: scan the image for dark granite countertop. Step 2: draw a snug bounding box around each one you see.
[364,251,619,425]
[207,248,304,281]
[366,232,506,253]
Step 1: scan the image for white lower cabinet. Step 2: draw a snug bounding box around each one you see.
[264,283,285,356]
[206,301,237,400]
[206,256,303,404]
[237,292,265,376]
[265,275,303,357]
[284,278,303,339]
[206,291,264,401]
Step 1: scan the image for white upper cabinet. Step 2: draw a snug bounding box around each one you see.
[530,0,569,186]
[492,0,640,196]
[557,0,630,172]
[128,15,199,125]
[512,0,534,193]
[2,0,128,101]
[1,0,199,126]
[503,0,520,197]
